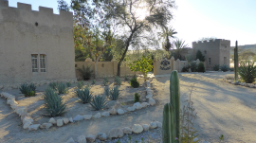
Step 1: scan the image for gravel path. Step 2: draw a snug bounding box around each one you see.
[0,72,256,143]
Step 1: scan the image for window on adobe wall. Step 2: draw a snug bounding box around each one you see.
[31,54,38,72]
[40,54,46,72]
[31,54,46,72]
[209,58,211,65]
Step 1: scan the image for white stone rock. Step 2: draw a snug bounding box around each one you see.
[155,121,162,128]
[40,123,53,129]
[109,108,117,115]
[57,119,63,127]
[117,109,125,115]
[49,118,56,124]
[63,118,69,124]
[69,117,73,123]
[23,122,32,129]
[77,135,86,143]
[132,124,143,134]
[122,127,132,134]
[133,102,142,110]
[66,137,76,143]
[97,132,107,141]
[15,107,27,117]
[148,98,156,106]
[146,94,153,99]
[101,111,110,117]
[73,114,84,121]
[22,116,33,124]
[150,122,157,129]
[10,102,18,109]
[93,113,101,119]
[141,102,148,108]
[108,128,124,139]
[146,81,150,87]
[142,124,150,131]
[241,82,246,86]
[86,134,96,143]
[127,106,135,112]
[83,114,92,120]
[7,99,18,105]
[147,90,153,95]
[28,124,40,131]
[1,92,13,99]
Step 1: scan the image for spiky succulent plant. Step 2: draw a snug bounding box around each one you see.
[90,95,108,110]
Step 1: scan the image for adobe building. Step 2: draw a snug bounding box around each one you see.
[0,1,77,89]
[192,39,230,70]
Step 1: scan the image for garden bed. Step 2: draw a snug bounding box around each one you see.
[3,77,147,124]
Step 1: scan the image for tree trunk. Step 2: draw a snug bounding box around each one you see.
[117,32,134,76]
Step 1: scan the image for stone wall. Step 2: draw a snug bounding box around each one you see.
[75,58,140,79]
[0,2,77,89]
[153,57,201,75]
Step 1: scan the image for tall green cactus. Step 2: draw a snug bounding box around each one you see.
[234,41,238,81]
[163,70,180,143]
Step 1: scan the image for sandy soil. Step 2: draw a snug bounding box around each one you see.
[1,77,146,124]
[0,72,256,143]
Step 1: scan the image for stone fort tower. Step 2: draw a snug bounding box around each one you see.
[0,1,77,89]
[192,39,230,70]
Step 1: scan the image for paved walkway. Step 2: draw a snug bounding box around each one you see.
[0,72,256,143]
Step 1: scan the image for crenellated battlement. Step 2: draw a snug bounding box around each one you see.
[0,1,72,21]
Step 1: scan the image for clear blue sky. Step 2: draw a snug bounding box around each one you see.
[7,0,256,47]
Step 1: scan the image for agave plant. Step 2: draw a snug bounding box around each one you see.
[115,76,121,85]
[19,83,36,97]
[104,86,110,97]
[109,86,120,100]
[90,95,108,110]
[76,87,92,104]
[44,88,66,117]
[77,81,84,89]
[49,82,59,90]
[239,61,256,83]
[78,65,94,80]
[66,82,72,87]
[56,83,68,94]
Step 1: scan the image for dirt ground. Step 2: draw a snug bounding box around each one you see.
[0,72,256,143]
[1,77,146,124]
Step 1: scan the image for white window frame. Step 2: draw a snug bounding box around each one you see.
[40,54,46,72]
[31,54,38,72]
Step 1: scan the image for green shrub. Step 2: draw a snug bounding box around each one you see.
[109,86,120,100]
[66,82,72,87]
[190,63,197,72]
[104,86,110,97]
[134,93,140,102]
[238,61,256,83]
[213,65,219,71]
[78,65,93,80]
[220,65,229,72]
[182,66,189,72]
[77,81,84,89]
[92,79,95,85]
[90,95,108,110]
[56,83,68,94]
[49,82,58,90]
[76,87,92,104]
[130,77,139,88]
[103,77,109,86]
[197,62,205,72]
[115,76,121,85]
[44,88,66,117]
[19,83,36,97]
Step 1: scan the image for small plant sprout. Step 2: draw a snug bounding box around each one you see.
[77,81,84,89]
[219,134,224,143]
[92,79,95,85]
[103,77,109,86]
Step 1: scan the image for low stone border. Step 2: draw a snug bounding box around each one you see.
[65,120,162,143]
[0,80,156,131]
[224,79,256,88]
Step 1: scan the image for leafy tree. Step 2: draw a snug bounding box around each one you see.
[106,0,176,76]
[57,0,69,11]
[196,50,205,62]
[128,55,153,86]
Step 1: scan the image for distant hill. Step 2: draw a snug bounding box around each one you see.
[230,44,256,54]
